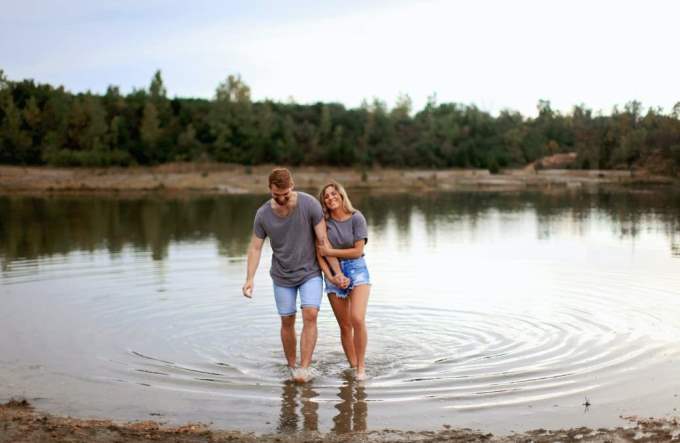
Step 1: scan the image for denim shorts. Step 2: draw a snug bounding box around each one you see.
[273,276,323,316]
[324,257,371,299]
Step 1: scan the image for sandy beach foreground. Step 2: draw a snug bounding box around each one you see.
[0,163,676,194]
[1,400,679,442]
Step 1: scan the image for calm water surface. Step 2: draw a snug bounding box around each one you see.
[1,190,680,434]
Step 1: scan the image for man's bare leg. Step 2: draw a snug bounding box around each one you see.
[280,314,297,369]
[300,307,319,368]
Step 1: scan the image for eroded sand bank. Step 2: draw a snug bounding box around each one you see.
[0,163,676,194]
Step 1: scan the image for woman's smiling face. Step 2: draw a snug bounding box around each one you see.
[323,186,342,212]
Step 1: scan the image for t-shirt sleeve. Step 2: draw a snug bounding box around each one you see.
[253,209,267,239]
[352,211,368,244]
[308,196,324,226]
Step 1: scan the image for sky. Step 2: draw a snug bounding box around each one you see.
[1,0,679,116]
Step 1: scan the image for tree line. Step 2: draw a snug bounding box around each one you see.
[1,69,680,174]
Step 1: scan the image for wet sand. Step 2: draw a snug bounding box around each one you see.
[2,400,679,442]
[0,163,676,195]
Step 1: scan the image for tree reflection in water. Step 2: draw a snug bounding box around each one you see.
[3,190,680,269]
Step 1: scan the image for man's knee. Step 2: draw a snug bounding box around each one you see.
[301,307,318,323]
[281,315,296,329]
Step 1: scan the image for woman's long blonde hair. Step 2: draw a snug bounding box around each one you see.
[318,180,356,219]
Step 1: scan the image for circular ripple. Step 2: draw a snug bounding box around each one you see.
[78,260,680,413]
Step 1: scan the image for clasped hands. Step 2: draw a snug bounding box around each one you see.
[329,272,350,289]
[317,243,350,289]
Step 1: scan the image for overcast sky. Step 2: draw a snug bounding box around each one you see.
[1,0,678,116]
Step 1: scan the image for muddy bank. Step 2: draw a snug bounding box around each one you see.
[0,163,676,195]
[1,400,678,443]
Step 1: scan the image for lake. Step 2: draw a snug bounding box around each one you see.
[1,189,680,435]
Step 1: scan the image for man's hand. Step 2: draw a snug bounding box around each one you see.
[331,274,350,289]
[244,234,264,299]
[242,280,254,298]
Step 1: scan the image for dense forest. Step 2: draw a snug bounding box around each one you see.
[1,69,680,174]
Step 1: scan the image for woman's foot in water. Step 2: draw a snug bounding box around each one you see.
[355,367,367,381]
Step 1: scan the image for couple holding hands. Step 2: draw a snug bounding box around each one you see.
[242,168,371,383]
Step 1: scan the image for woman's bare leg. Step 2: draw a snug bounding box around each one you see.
[327,293,357,368]
[349,285,370,376]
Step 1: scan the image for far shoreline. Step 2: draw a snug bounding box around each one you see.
[0,163,677,196]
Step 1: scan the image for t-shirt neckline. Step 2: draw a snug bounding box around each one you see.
[270,193,299,220]
[330,211,353,223]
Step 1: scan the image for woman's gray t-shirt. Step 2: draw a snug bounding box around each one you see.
[253,192,323,287]
[326,210,368,251]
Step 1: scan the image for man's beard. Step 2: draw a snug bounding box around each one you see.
[275,197,289,206]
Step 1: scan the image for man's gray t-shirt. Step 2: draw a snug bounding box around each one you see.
[253,192,323,287]
[326,210,368,252]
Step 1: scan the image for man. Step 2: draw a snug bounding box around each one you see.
[242,168,347,383]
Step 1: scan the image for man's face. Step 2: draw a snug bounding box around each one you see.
[270,184,293,206]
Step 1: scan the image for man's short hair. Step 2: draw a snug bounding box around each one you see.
[268,168,293,189]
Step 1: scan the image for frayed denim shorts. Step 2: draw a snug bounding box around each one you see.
[324,257,371,299]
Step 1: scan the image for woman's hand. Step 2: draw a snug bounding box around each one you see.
[330,273,350,289]
[316,243,334,257]
[337,274,351,289]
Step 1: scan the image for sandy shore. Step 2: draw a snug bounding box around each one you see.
[1,400,679,442]
[0,163,676,195]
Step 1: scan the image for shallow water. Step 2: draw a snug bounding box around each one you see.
[1,190,680,434]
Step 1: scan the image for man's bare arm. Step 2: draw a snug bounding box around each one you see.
[242,234,265,298]
[316,249,337,285]
[313,219,348,288]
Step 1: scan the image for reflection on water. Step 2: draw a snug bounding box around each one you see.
[332,371,367,434]
[278,381,319,433]
[2,189,680,434]
[277,373,367,435]
[0,195,260,265]
[3,190,680,267]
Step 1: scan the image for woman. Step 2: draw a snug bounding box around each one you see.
[316,181,371,380]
